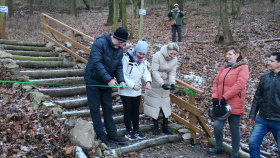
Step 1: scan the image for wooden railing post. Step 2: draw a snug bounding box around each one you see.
[189,94,197,144]
[43,15,47,42]
[70,30,77,61]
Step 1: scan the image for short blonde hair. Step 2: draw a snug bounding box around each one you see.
[167,43,179,52]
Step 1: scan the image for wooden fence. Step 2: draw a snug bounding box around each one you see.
[41,13,213,144]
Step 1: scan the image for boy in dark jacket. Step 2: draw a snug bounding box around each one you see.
[84,27,128,145]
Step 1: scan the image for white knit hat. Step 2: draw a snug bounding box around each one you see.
[134,37,149,54]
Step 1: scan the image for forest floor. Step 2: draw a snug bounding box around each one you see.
[1,1,280,157]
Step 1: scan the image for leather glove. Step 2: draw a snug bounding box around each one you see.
[212,98,219,106]
[170,84,176,90]
[162,83,170,90]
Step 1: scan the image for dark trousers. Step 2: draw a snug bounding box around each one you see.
[120,95,141,132]
[171,25,182,42]
[86,85,117,139]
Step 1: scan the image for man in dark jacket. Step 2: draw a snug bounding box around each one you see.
[167,3,184,42]
[249,52,280,158]
[84,27,128,145]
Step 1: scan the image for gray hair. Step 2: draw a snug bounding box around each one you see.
[167,43,179,52]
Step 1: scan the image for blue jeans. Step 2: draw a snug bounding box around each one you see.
[213,114,241,157]
[86,85,118,139]
[249,116,280,158]
[171,25,182,42]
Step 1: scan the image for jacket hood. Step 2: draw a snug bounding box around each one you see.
[160,45,174,61]
[224,58,248,68]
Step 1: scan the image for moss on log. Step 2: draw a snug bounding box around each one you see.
[2,45,53,52]
[13,55,64,61]
[16,61,76,68]
[0,39,46,46]
[20,69,85,79]
[7,51,59,57]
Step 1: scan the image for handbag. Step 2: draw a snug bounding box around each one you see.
[170,12,179,26]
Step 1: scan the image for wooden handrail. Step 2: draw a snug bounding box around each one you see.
[41,13,95,41]
[176,79,204,94]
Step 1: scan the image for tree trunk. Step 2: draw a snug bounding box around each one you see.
[82,0,90,10]
[0,0,6,39]
[220,0,234,45]
[113,0,119,31]
[121,0,127,29]
[129,0,135,39]
[231,0,237,15]
[72,0,77,17]
[167,0,172,11]
[7,0,13,18]
[106,0,114,26]
[29,0,33,16]
[196,0,200,14]
[138,0,144,40]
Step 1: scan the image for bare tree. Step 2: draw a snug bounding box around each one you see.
[121,0,127,29]
[0,0,6,39]
[7,0,13,18]
[219,0,234,45]
[129,0,135,39]
[106,0,114,26]
[72,0,77,17]
[29,0,34,16]
[82,0,90,10]
[138,0,144,40]
[113,0,119,31]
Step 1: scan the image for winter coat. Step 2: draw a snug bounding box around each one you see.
[167,10,184,26]
[249,71,280,121]
[118,48,152,97]
[212,59,249,115]
[144,45,178,119]
[84,33,125,86]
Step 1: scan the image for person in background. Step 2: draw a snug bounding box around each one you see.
[249,52,280,158]
[208,46,249,158]
[118,38,152,141]
[84,27,128,146]
[168,3,184,42]
[144,43,179,135]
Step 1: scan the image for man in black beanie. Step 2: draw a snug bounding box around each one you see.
[84,27,128,145]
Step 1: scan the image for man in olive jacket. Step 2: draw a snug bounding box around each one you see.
[84,27,128,145]
[249,52,280,158]
[168,3,184,42]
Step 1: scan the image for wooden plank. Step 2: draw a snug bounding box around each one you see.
[171,113,200,133]
[41,33,88,64]
[139,94,144,114]
[197,115,213,137]
[175,79,204,94]
[189,95,197,144]
[170,94,200,116]
[41,13,95,41]
[40,23,91,54]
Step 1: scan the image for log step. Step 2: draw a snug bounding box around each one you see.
[62,105,124,116]
[113,134,180,153]
[13,55,64,61]
[55,97,88,109]
[20,69,85,79]
[6,50,59,57]
[1,45,53,52]
[29,77,85,86]
[38,86,86,97]
[0,39,46,47]
[16,61,76,68]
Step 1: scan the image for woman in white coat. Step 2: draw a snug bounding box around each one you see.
[118,38,152,140]
[144,43,179,135]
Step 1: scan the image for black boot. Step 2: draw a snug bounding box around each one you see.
[153,119,159,135]
[162,117,172,134]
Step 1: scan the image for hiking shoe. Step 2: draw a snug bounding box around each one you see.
[108,136,126,145]
[134,130,146,139]
[207,148,223,155]
[125,131,138,141]
[99,136,108,146]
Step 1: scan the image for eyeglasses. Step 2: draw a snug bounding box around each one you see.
[118,39,125,45]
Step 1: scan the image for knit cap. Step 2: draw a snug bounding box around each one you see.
[134,37,149,54]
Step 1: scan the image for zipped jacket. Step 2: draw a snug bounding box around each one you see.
[249,71,280,121]
[84,33,125,86]
[167,10,184,26]
[212,59,249,115]
[118,48,152,97]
